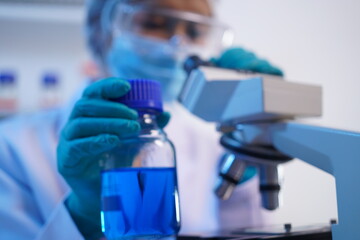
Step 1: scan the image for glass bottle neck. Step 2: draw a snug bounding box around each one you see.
[138,112,164,136]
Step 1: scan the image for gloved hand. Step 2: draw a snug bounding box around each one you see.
[210,47,284,76]
[57,78,170,240]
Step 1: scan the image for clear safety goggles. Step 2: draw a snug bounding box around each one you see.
[104,1,234,58]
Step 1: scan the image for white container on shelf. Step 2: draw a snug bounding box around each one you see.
[39,72,61,109]
[0,71,18,117]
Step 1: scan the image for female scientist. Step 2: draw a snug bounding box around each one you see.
[0,0,283,239]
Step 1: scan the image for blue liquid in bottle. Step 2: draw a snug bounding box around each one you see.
[101,167,180,239]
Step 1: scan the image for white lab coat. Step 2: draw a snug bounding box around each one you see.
[0,86,268,240]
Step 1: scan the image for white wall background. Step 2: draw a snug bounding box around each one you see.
[1,0,360,229]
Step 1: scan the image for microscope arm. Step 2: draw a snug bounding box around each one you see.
[270,122,360,240]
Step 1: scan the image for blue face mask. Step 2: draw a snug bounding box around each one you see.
[107,34,187,102]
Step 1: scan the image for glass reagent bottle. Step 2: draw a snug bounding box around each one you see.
[101,79,180,240]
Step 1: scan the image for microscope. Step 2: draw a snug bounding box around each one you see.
[178,57,360,240]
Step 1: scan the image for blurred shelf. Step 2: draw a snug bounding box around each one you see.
[0,2,85,24]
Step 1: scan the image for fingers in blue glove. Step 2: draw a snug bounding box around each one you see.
[58,134,120,176]
[157,112,171,129]
[63,118,140,140]
[65,78,142,140]
[70,99,138,120]
[210,47,284,76]
[82,77,131,99]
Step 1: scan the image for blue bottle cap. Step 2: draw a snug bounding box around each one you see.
[0,72,16,84]
[116,79,163,112]
[43,73,58,86]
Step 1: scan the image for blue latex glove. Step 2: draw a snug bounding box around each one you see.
[57,78,170,240]
[210,47,284,76]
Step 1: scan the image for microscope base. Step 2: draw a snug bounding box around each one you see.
[178,224,332,240]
